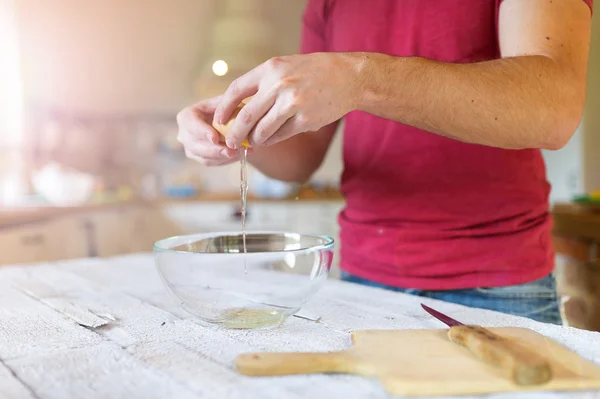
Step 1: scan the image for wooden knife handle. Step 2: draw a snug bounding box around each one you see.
[448,325,552,385]
[235,351,351,376]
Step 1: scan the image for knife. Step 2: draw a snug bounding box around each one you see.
[420,303,552,386]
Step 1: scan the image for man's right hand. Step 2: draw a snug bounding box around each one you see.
[176,96,248,166]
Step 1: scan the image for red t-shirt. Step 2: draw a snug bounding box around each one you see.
[301,0,593,290]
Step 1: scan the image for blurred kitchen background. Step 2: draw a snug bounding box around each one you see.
[0,0,599,331]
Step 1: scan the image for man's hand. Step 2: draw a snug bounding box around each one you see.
[176,90,339,184]
[176,96,245,166]
[213,53,359,149]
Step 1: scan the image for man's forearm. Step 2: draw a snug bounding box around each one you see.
[352,53,587,150]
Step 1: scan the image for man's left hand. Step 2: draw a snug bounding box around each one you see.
[214,53,360,149]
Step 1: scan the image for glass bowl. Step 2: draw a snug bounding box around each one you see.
[153,231,334,329]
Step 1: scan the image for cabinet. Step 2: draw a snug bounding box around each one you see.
[0,203,182,265]
[0,217,92,265]
[86,205,183,257]
[48,216,91,259]
[0,223,54,265]
[551,203,600,332]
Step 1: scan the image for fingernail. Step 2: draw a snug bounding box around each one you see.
[205,133,214,144]
[226,139,237,150]
[220,149,230,157]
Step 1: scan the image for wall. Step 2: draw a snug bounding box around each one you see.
[0,0,23,145]
[15,0,306,115]
[582,5,600,193]
[16,0,211,115]
[542,125,584,203]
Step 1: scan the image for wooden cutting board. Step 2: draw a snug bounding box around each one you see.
[236,327,600,397]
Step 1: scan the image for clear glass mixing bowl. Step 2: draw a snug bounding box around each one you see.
[153,231,334,329]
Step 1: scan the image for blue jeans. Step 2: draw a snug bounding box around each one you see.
[340,272,563,325]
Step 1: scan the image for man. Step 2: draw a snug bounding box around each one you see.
[177,0,593,324]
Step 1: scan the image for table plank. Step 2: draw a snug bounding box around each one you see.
[127,340,387,399]
[6,343,199,399]
[0,283,103,360]
[0,361,36,399]
[16,278,110,328]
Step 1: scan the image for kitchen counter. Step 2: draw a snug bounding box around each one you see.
[552,202,600,242]
[0,189,344,228]
[0,201,147,228]
[551,202,600,332]
[1,254,599,398]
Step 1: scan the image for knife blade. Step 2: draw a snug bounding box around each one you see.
[420,303,552,386]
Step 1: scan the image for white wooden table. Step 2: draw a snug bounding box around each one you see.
[1,254,599,399]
